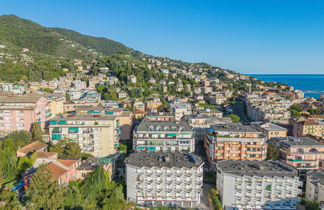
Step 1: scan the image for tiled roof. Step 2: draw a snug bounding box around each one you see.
[17,141,47,155]
[0,94,44,103]
[47,162,68,179]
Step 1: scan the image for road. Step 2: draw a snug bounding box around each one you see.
[232,99,251,125]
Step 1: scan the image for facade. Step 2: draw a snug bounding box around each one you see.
[251,121,287,139]
[0,95,50,136]
[293,120,324,138]
[49,114,120,157]
[170,103,192,121]
[204,123,267,166]
[306,171,324,203]
[48,97,64,118]
[46,158,81,186]
[217,160,302,210]
[280,137,324,171]
[133,114,194,152]
[126,152,203,208]
[245,96,291,125]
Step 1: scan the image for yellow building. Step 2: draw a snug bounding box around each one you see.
[251,122,287,139]
[49,98,64,118]
[293,120,324,138]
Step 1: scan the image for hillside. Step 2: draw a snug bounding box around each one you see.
[0,15,130,82]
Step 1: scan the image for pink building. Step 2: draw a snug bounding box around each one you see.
[280,137,324,171]
[0,95,50,136]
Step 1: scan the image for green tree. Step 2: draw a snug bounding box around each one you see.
[31,123,43,142]
[290,110,301,118]
[118,144,127,152]
[7,131,32,148]
[49,139,82,158]
[226,114,240,122]
[266,143,280,160]
[0,138,18,181]
[0,190,21,209]
[63,180,83,209]
[307,108,321,115]
[65,92,71,102]
[17,156,35,174]
[210,188,222,210]
[290,104,303,112]
[26,164,65,209]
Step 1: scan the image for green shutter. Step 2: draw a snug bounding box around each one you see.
[58,120,67,125]
[52,127,62,133]
[167,133,177,137]
[137,146,145,150]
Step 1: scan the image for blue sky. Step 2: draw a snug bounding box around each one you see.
[1,0,324,74]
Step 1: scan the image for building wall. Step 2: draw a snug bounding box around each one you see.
[218,172,301,208]
[126,164,203,208]
[280,147,324,170]
[205,135,267,165]
[49,119,118,157]
[133,131,195,153]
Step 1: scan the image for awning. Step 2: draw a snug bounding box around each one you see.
[52,134,62,140]
[167,133,177,137]
[49,120,58,125]
[58,120,67,125]
[68,127,79,133]
[148,146,156,151]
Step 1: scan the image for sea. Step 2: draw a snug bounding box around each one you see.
[248,74,324,99]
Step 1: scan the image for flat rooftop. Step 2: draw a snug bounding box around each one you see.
[252,122,287,131]
[136,117,192,132]
[217,160,298,177]
[126,152,203,168]
[50,114,117,121]
[211,123,260,133]
[307,171,324,185]
[0,94,44,103]
[280,137,324,148]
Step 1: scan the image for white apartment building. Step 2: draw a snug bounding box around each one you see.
[306,171,324,203]
[216,160,302,210]
[49,114,120,157]
[170,102,192,121]
[126,152,203,208]
[133,115,194,152]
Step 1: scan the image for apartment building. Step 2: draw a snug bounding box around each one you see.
[75,106,133,141]
[293,120,324,138]
[251,121,287,139]
[245,96,291,125]
[306,171,324,203]
[216,160,302,210]
[126,152,203,208]
[0,95,50,136]
[170,103,192,121]
[133,114,194,152]
[204,123,267,166]
[280,137,324,171]
[49,114,120,157]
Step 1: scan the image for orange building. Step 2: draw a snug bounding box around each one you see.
[204,123,267,167]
